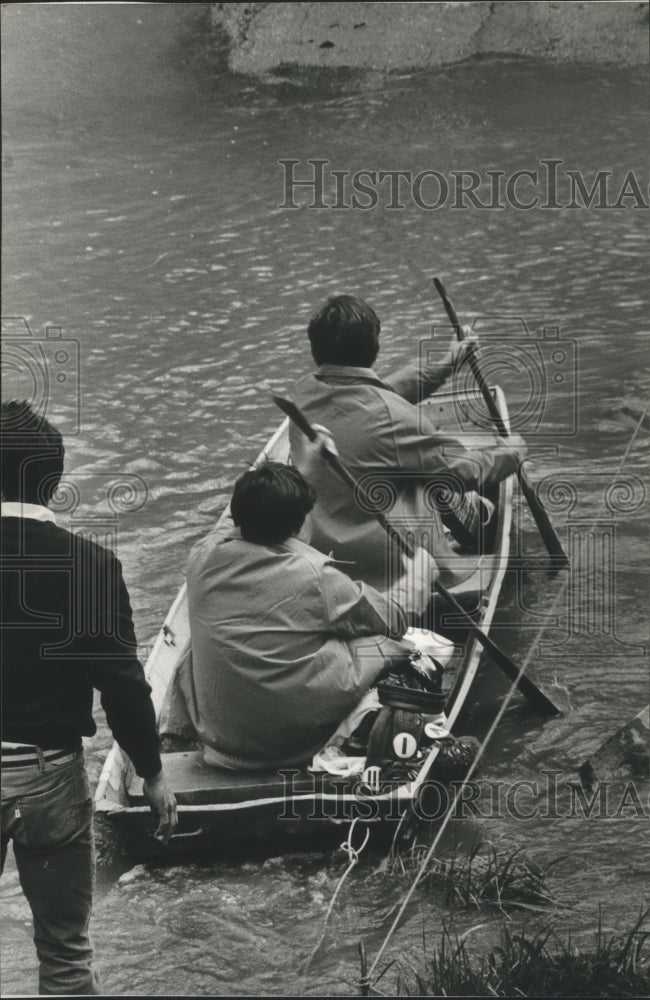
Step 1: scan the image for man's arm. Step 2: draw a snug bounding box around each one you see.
[321,563,407,640]
[386,329,478,403]
[320,547,433,639]
[387,400,526,492]
[85,547,177,843]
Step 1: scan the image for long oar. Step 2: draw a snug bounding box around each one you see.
[433,277,569,570]
[273,395,560,716]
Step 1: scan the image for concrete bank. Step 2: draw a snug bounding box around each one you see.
[211,1,649,75]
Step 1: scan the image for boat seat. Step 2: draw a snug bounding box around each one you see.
[127,751,356,806]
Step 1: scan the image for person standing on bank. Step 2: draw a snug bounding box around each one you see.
[0,400,177,996]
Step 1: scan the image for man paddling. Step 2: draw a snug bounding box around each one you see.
[289,294,526,600]
[0,400,177,995]
[184,460,433,769]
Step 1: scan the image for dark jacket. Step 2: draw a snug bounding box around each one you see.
[1,515,161,778]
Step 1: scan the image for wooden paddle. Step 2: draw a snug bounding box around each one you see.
[433,277,569,570]
[273,394,560,716]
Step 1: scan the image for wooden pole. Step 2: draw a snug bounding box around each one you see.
[358,941,370,997]
[433,277,569,570]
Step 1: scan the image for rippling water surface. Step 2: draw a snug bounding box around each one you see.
[2,5,649,995]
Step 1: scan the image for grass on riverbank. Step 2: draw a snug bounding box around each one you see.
[389,839,560,912]
[392,907,650,997]
[423,840,559,912]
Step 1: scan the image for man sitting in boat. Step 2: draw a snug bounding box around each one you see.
[184,460,433,770]
[289,294,527,599]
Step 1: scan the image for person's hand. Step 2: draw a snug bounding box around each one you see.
[143,770,178,845]
[394,545,437,616]
[448,326,479,371]
[301,423,337,475]
[311,423,337,455]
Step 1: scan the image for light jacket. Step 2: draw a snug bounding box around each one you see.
[185,527,408,768]
[290,360,518,592]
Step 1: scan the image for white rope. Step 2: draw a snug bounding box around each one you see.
[613,401,649,478]
[301,817,371,973]
[364,403,649,986]
[340,816,372,864]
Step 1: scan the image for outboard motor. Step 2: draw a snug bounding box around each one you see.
[361,653,479,792]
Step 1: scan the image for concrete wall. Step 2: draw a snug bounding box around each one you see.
[211,1,649,75]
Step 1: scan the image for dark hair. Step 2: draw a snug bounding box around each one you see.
[0,401,64,504]
[308,294,381,368]
[230,461,316,546]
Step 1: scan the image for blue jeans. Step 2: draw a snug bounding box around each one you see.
[1,750,100,995]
